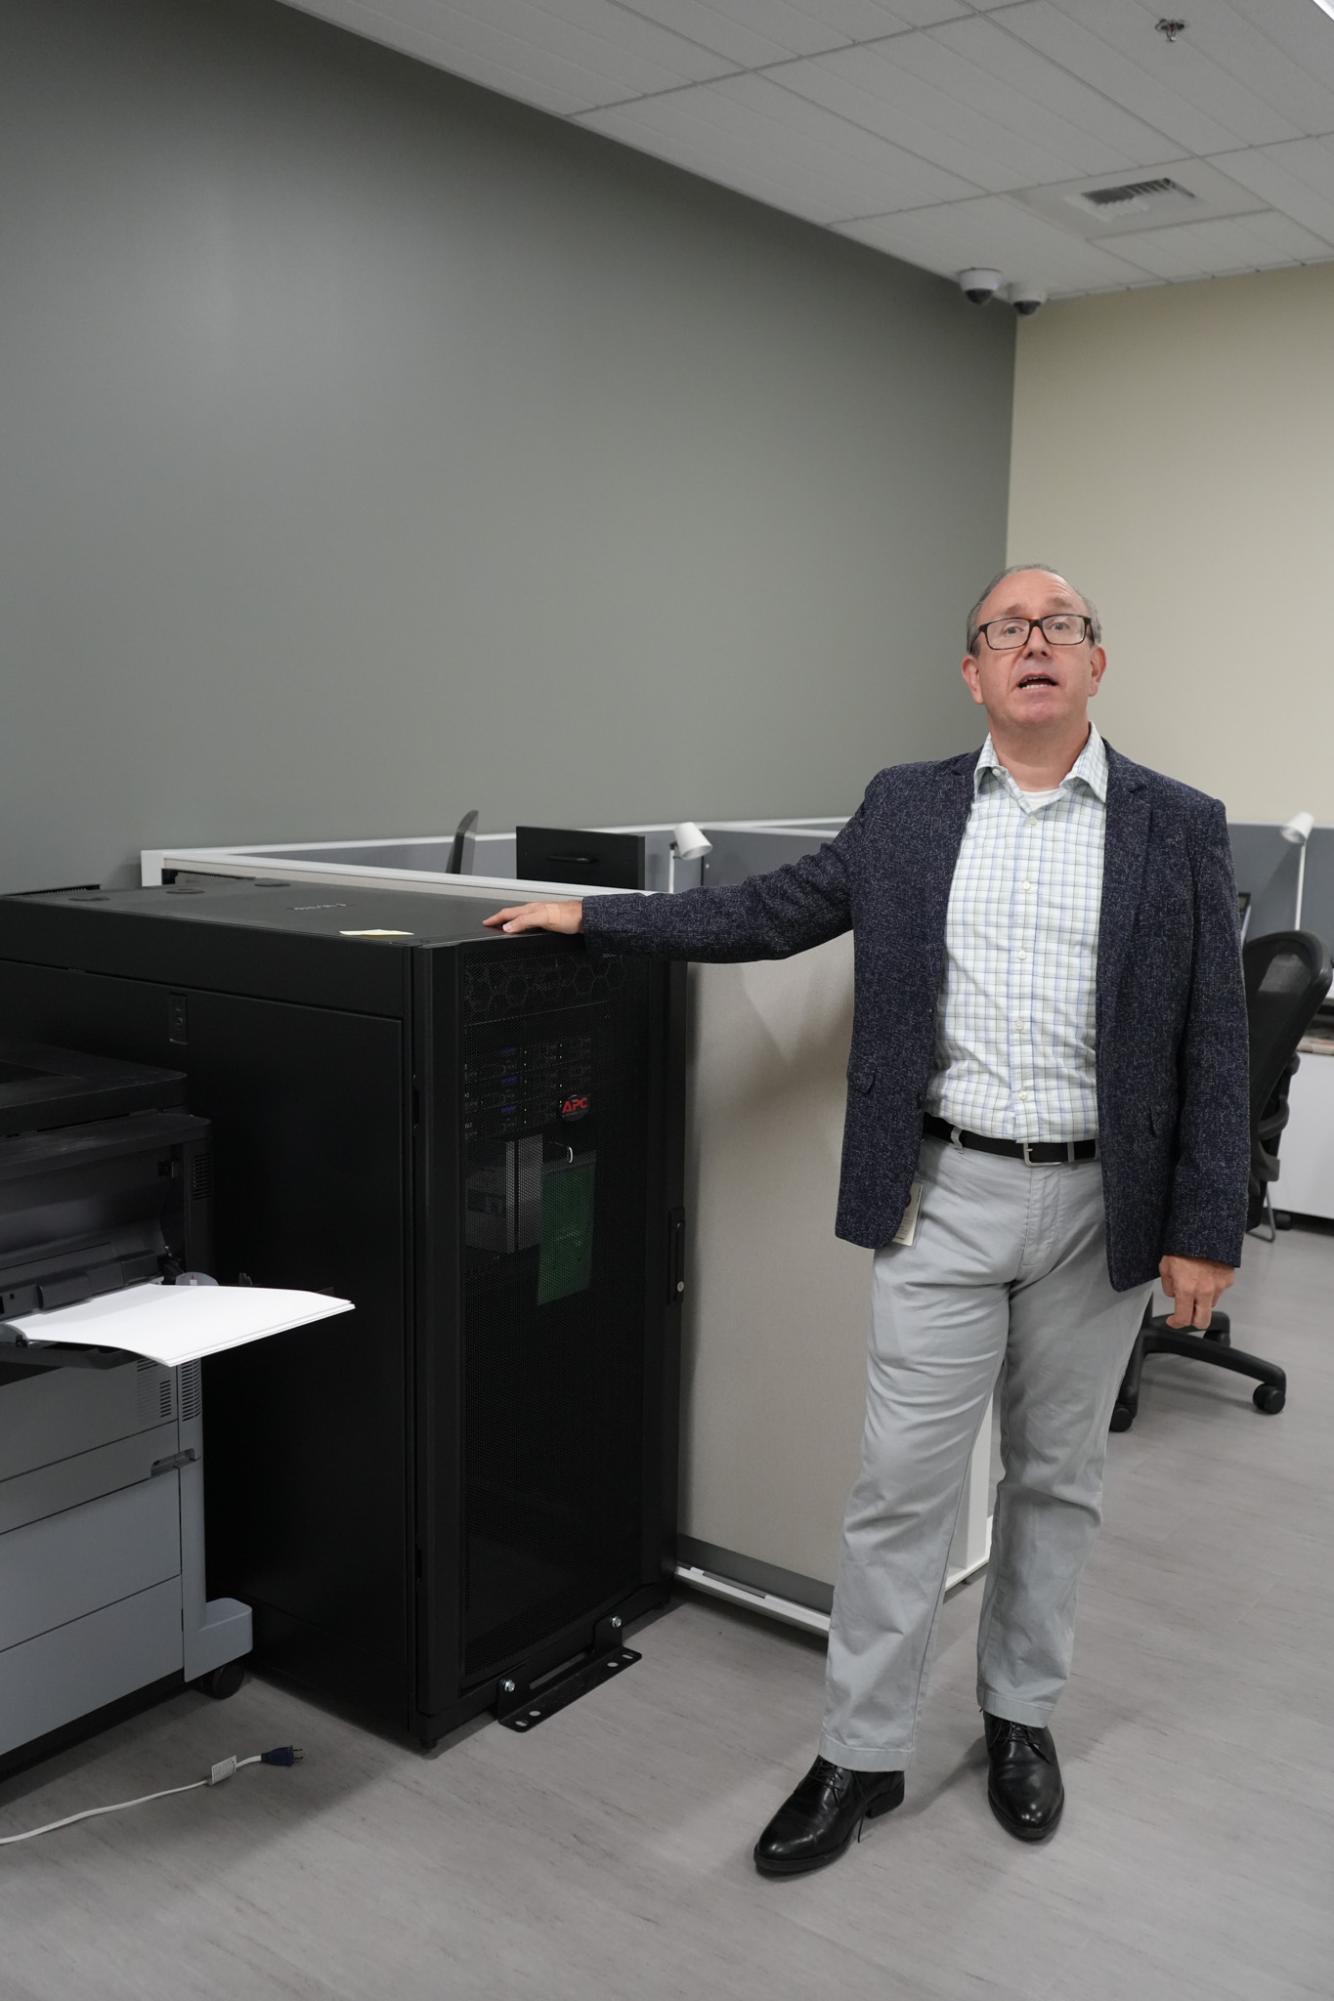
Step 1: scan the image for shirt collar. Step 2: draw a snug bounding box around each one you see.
[975,721,1108,804]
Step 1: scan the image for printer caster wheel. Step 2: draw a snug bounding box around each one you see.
[196,1660,247,1700]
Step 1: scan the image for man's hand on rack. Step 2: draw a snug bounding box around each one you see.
[482,901,584,936]
[1158,1254,1236,1331]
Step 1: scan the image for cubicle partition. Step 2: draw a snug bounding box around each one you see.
[142,820,995,1635]
[1229,822,1334,949]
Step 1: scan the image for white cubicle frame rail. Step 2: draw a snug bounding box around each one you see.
[142,818,848,900]
[142,821,993,1640]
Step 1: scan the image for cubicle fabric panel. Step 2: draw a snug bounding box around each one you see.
[1229,826,1334,956]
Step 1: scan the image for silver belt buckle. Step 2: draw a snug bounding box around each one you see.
[1022,1139,1078,1165]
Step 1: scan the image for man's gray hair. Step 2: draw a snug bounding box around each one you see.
[966,564,1101,653]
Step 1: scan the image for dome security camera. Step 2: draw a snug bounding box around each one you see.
[957,268,1002,305]
[1007,283,1047,317]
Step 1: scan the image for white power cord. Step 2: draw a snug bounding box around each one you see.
[0,1745,303,1846]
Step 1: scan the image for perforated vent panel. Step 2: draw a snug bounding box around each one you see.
[463,951,626,1025]
[137,1359,175,1426]
[178,1359,202,1423]
[459,953,651,1683]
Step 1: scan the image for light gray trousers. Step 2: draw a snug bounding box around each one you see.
[819,1131,1154,1772]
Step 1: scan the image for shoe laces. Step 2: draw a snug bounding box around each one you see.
[989,1718,1052,1761]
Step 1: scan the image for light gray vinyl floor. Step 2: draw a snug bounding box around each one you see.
[3,1224,1332,2001]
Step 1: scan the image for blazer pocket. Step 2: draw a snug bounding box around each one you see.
[847,1059,877,1095]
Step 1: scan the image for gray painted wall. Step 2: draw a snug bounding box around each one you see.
[1,0,1014,893]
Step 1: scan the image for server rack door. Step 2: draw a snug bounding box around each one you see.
[416,941,665,1717]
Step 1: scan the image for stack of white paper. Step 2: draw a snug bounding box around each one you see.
[5,1282,353,1368]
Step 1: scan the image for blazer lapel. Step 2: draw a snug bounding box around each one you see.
[917,751,982,942]
[1098,743,1150,1022]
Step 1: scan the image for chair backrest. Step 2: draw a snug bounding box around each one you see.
[1241,930,1332,1223]
[1243,930,1332,1128]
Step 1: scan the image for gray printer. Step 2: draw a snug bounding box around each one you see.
[0,1043,251,1769]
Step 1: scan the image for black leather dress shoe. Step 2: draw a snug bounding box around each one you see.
[753,1756,905,1877]
[983,1713,1064,1842]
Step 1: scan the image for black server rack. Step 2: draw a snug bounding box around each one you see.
[0,880,686,1746]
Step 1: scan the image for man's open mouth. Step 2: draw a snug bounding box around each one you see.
[1018,675,1056,689]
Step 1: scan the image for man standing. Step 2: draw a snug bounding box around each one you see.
[484,566,1250,1875]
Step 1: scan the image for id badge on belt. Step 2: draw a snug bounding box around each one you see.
[892,1181,924,1247]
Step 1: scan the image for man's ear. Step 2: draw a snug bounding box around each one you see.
[960,655,985,706]
[1087,645,1107,696]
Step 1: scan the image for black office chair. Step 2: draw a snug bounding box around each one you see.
[1112,929,1332,1432]
[448,807,479,875]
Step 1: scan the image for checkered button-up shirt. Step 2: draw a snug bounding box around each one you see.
[922,721,1108,1144]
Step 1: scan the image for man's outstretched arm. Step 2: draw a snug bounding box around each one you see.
[483,794,870,964]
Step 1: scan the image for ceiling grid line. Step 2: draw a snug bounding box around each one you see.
[277,0,1334,296]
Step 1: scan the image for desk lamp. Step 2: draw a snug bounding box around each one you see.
[668,822,712,893]
[1281,810,1314,929]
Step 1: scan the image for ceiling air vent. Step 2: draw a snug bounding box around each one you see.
[1067,177,1197,221]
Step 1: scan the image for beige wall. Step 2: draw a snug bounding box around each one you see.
[1008,263,1334,823]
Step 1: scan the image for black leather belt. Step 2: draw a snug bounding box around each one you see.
[923,1114,1098,1165]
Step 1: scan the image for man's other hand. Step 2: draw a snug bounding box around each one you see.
[482,900,584,936]
[1158,1254,1236,1331]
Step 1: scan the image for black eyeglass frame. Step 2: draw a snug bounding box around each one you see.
[972,614,1094,652]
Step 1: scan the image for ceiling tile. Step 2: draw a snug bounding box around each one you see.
[778,40,1113,191]
[1210,0,1334,90]
[835,193,1152,291]
[798,0,976,31]
[1209,138,1334,243]
[993,2,1253,154]
[591,0,820,66]
[717,72,981,205]
[917,16,1185,168]
[577,94,849,221]
[579,71,979,217]
[1017,0,1305,148]
[1109,209,1334,278]
[355,0,742,100]
[611,0,966,65]
[1155,0,1334,139]
[284,0,629,113]
[457,0,743,85]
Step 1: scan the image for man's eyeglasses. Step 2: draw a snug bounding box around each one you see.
[974,614,1092,651]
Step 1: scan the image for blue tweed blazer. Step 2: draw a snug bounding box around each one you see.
[582,741,1250,1290]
